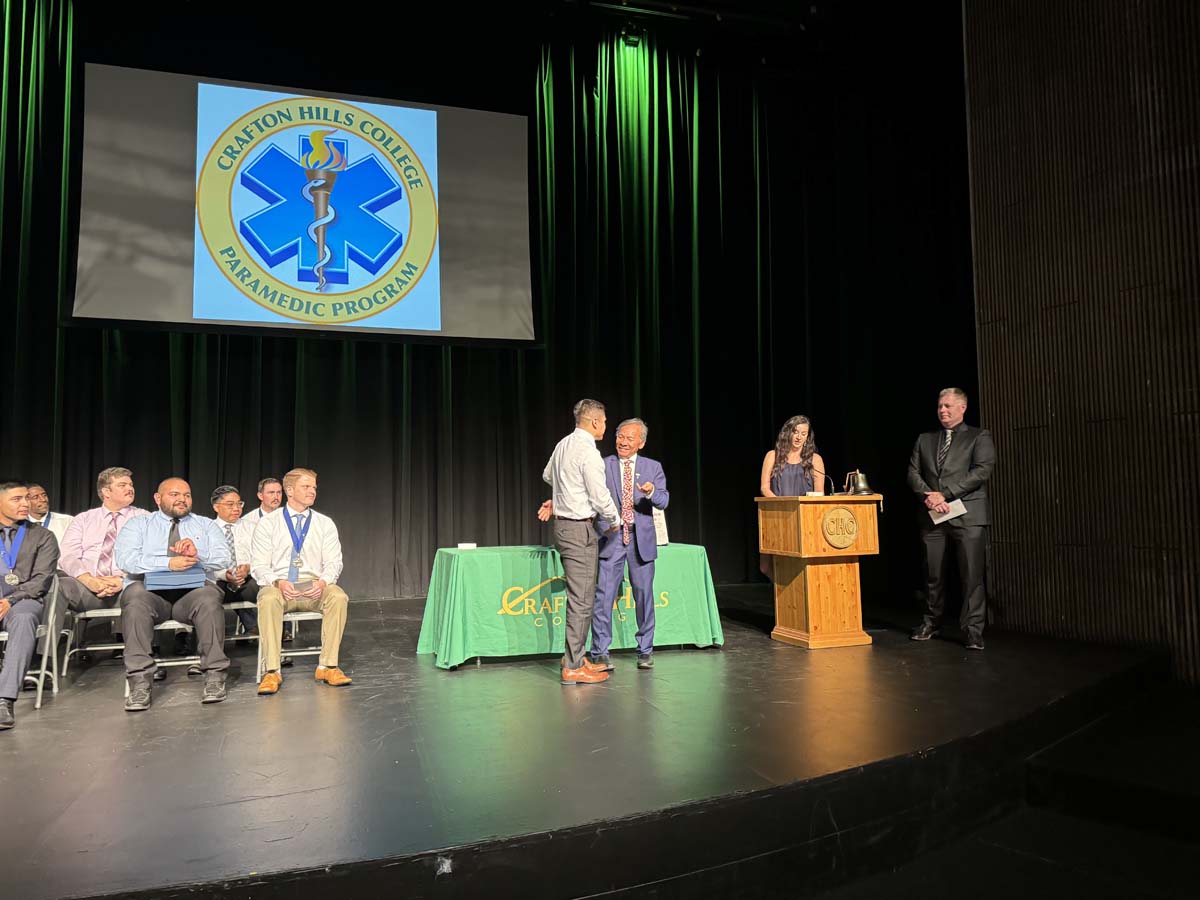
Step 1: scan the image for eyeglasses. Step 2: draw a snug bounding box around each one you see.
[217,500,245,508]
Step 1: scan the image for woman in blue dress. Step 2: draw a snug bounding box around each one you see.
[759,415,827,577]
[760,415,826,498]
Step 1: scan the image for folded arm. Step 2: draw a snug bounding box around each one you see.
[198,521,233,578]
[114,519,171,574]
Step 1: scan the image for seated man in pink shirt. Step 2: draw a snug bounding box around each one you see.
[56,467,148,644]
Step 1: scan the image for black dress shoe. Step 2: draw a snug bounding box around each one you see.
[0,699,14,730]
[152,668,167,682]
[965,638,985,651]
[910,624,940,641]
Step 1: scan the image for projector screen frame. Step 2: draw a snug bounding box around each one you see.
[65,62,543,349]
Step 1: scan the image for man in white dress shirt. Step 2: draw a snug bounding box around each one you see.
[236,477,288,641]
[251,468,351,695]
[238,477,283,528]
[540,399,622,686]
[25,484,73,545]
[210,486,258,634]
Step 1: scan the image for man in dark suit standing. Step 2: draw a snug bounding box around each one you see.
[907,388,995,650]
[591,418,670,670]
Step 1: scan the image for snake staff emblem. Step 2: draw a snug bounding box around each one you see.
[300,130,347,291]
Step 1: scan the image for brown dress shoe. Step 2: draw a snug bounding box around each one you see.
[258,671,282,695]
[561,666,610,685]
[560,657,612,674]
[315,666,353,686]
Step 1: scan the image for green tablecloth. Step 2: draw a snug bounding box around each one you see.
[417,543,724,669]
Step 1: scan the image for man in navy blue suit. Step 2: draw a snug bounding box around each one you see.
[591,418,670,670]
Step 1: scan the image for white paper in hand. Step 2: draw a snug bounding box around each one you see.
[929,499,968,525]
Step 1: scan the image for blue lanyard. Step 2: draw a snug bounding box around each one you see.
[283,510,312,556]
[1,524,27,570]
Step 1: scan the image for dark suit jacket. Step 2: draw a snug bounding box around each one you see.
[0,521,59,602]
[595,455,670,562]
[907,424,995,528]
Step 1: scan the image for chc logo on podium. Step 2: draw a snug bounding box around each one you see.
[196,96,438,324]
[821,506,859,550]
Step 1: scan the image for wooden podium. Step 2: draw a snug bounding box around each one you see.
[756,494,882,649]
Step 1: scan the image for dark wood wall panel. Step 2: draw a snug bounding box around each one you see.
[963,0,1200,680]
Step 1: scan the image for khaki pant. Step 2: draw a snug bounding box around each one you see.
[257,583,349,672]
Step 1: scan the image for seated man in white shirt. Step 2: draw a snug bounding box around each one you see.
[236,476,291,653]
[239,477,283,526]
[26,484,73,545]
[251,468,351,695]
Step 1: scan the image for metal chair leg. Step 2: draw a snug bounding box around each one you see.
[33,632,50,710]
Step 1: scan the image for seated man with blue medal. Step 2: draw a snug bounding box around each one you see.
[250,467,351,695]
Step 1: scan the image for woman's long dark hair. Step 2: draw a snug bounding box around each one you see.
[771,415,816,482]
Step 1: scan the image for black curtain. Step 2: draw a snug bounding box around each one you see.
[2,2,977,605]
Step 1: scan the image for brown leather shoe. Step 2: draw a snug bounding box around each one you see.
[257,671,282,695]
[315,666,353,686]
[560,657,612,674]
[561,666,609,685]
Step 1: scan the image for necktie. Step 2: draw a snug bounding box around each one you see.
[2,527,12,555]
[621,461,634,546]
[288,515,302,582]
[96,511,119,576]
[224,523,236,562]
[936,429,953,472]
[168,517,182,555]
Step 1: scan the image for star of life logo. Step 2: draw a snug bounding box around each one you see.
[196,96,438,324]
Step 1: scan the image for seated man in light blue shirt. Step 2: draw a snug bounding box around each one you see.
[114,477,232,712]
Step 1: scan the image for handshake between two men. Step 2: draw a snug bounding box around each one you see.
[535,475,656,526]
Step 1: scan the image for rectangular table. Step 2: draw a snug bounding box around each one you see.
[417,543,724,669]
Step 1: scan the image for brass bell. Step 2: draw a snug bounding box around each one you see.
[844,469,874,495]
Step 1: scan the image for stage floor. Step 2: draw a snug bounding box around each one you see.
[1,593,1149,900]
